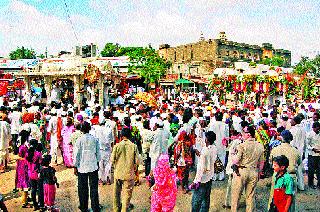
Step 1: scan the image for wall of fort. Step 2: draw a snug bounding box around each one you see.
[159,33,291,76]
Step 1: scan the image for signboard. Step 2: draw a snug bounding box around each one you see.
[0,59,39,69]
[166,74,178,80]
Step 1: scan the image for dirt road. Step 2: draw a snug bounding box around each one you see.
[1,154,319,212]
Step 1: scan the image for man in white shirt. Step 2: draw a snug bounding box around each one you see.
[306,121,320,189]
[149,120,170,171]
[190,131,217,212]
[115,93,124,105]
[209,112,229,181]
[8,106,22,154]
[290,116,306,191]
[0,113,11,173]
[73,121,101,212]
[47,109,59,164]
[50,84,61,104]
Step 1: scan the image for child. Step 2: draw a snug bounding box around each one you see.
[15,130,30,208]
[270,155,295,212]
[40,155,59,210]
[27,139,43,211]
[151,154,177,212]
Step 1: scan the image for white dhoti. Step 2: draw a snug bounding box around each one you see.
[50,133,59,162]
[150,155,159,171]
[0,149,8,166]
[98,150,112,182]
[213,149,226,181]
[296,163,305,190]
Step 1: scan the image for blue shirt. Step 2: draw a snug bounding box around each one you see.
[73,134,101,173]
[115,96,124,105]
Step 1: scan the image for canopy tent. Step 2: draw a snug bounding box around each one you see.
[175,78,194,85]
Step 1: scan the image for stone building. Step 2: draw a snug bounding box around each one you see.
[158,32,291,77]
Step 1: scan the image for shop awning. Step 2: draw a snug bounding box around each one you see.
[175,78,194,85]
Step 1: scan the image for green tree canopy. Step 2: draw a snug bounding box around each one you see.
[100,43,120,57]
[100,43,142,57]
[9,46,36,60]
[126,47,171,87]
[260,55,284,67]
[294,55,320,77]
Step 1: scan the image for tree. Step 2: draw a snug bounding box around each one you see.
[260,55,284,67]
[270,55,285,67]
[295,55,320,77]
[9,46,36,60]
[38,54,45,59]
[100,43,141,57]
[311,55,320,77]
[126,47,171,88]
[100,43,120,57]
[294,56,314,76]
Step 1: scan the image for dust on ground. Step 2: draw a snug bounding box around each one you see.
[1,154,319,212]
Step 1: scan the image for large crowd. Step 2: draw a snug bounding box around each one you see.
[0,90,320,212]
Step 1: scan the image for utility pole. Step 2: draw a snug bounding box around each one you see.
[45,47,48,58]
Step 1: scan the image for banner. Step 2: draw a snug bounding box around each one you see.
[0,81,9,96]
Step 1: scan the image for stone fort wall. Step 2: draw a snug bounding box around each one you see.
[158,33,291,76]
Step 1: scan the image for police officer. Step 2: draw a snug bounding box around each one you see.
[231,125,264,212]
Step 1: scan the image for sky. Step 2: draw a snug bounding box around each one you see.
[0,0,320,64]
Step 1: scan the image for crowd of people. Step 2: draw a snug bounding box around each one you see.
[0,90,320,212]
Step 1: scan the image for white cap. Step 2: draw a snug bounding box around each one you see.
[129,108,136,114]
[157,119,164,127]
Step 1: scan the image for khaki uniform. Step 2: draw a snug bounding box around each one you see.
[270,143,301,174]
[111,139,139,212]
[269,143,301,211]
[231,138,264,212]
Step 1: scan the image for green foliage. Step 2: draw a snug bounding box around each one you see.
[270,55,285,67]
[9,46,36,60]
[249,61,257,67]
[261,57,272,65]
[302,78,317,99]
[126,47,171,85]
[294,55,320,77]
[38,54,45,59]
[100,43,142,57]
[100,43,120,57]
[260,55,284,67]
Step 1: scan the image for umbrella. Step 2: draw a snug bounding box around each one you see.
[134,92,158,107]
[175,78,194,85]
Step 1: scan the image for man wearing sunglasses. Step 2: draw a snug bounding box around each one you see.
[230,125,264,212]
